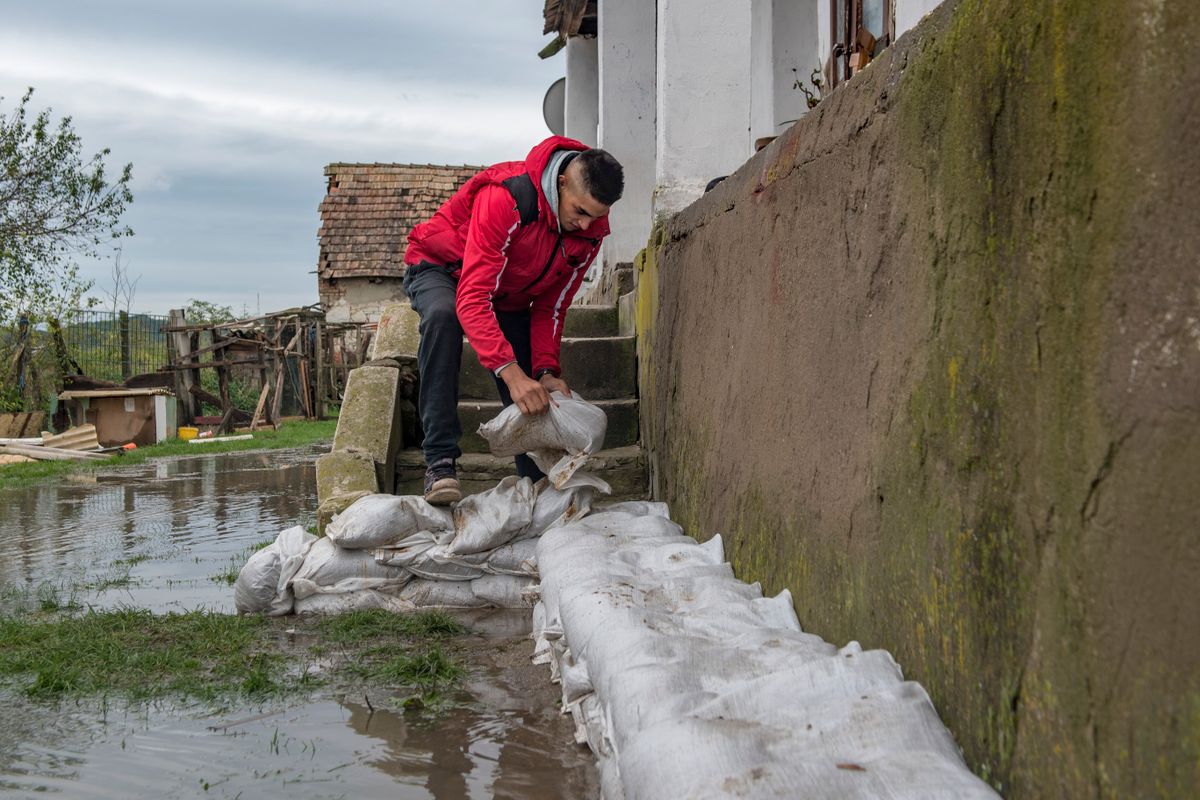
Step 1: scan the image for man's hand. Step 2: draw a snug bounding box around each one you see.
[539,373,572,399]
[500,364,552,415]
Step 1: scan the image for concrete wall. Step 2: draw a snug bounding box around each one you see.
[635,0,1200,796]
[320,277,406,325]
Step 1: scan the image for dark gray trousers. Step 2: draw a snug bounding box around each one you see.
[403,263,545,480]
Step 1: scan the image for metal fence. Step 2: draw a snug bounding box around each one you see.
[60,310,170,382]
[0,310,170,414]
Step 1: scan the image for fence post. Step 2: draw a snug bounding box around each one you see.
[14,315,30,402]
[119,310,132,379]
[168,309,196,425]
[314,321,326,419]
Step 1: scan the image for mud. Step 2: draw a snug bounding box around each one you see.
[0,448,597,799]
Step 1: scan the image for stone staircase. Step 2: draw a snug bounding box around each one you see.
[316,291,646,530]
[393,303,647,497]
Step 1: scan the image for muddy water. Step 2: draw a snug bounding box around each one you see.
[0,448,598,799]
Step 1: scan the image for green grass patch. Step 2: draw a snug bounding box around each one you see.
[0,609,282,701]
[0,607,467,706]
[0,418,337,492]
[316,609,466,644]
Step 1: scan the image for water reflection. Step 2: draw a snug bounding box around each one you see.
[0,449,322,612]
[0,448,598,798]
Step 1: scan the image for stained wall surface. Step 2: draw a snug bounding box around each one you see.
[636,0,1200,795]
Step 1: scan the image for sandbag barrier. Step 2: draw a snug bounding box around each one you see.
[531,506,1001,799]
[234,393,609,615]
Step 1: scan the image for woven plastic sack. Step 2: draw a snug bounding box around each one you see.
[233,525,317,615]
[448,475,536,554]
[478,392,607,488]
[289,537,413,599]
[325,493,452,549]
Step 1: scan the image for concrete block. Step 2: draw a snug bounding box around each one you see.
[317,490,372,535]
[618,289,637,337]
[332,366,404,489]
[460,336,637,401]
[316,448,379,505]
[564,304,618,338]
[369,303,421,365]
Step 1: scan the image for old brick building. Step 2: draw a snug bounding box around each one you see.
[316,163,481,324]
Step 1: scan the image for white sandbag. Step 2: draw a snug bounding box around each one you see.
[448,476,536,554]
[596,500,671,518]
[375,533,539,581]
[525,480,598,538]
[294,588,415,615]
[479,538,540,576]
[372,530,452,567]
[290,537,413,599]
[324,493,453,549]
[470,574,537,608]
[532,510,1001,800]
[400,579,490,608]
[233,525,317,615]
[478,392,607,488]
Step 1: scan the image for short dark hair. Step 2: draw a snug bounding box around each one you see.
[574,149,624,206]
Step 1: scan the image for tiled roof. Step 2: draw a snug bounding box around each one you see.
[317,163,482,281]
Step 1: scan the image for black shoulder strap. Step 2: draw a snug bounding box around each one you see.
[501,174,539,227]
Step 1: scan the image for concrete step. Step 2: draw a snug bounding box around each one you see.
[456,397,640,453]
[394,445,648,500]
[459,336,637,401]
[563,304,618,338]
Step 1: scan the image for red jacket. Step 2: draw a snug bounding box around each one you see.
[404,136,610,375]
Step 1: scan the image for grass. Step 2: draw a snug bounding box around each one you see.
[0,418,338,492]
[0,607,467,705]
[210,540,276,586]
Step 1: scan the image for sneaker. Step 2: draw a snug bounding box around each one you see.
[424,457,461,505]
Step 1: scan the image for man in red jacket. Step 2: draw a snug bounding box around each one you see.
[402,136,624,504]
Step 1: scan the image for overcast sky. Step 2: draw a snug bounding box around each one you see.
[0,0,563,317]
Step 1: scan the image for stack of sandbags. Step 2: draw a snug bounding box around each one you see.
[532,506,1001,800]
[234,478,599,615]
[234,393,611,615]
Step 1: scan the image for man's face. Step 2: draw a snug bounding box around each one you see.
[557,162,610,233]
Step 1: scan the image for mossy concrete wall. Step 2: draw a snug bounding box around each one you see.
[637,1,1200,796]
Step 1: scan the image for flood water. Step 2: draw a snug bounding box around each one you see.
[0,448,598,799]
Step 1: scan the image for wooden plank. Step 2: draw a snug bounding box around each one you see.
[297,360,311,418]
[188,385,251,422]
[0,443,110,462]
[249,381,270,431]
[314,321,326,420]
[166,360,267,371]
[217,404,236,435]
[187,434,253,445]
[269,358,285,425]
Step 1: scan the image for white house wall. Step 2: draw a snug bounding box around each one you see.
[752,0,823,145]
[566,37,600,145]
[772,1,821,134]
[654,0,754,217]
[597,0,657,269]
[896,0,945,40]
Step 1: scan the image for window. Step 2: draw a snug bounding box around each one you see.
[827,0,894,90]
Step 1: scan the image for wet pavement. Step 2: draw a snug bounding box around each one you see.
[0,448,598,799]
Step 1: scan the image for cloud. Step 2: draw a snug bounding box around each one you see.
[0,0,564,315]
